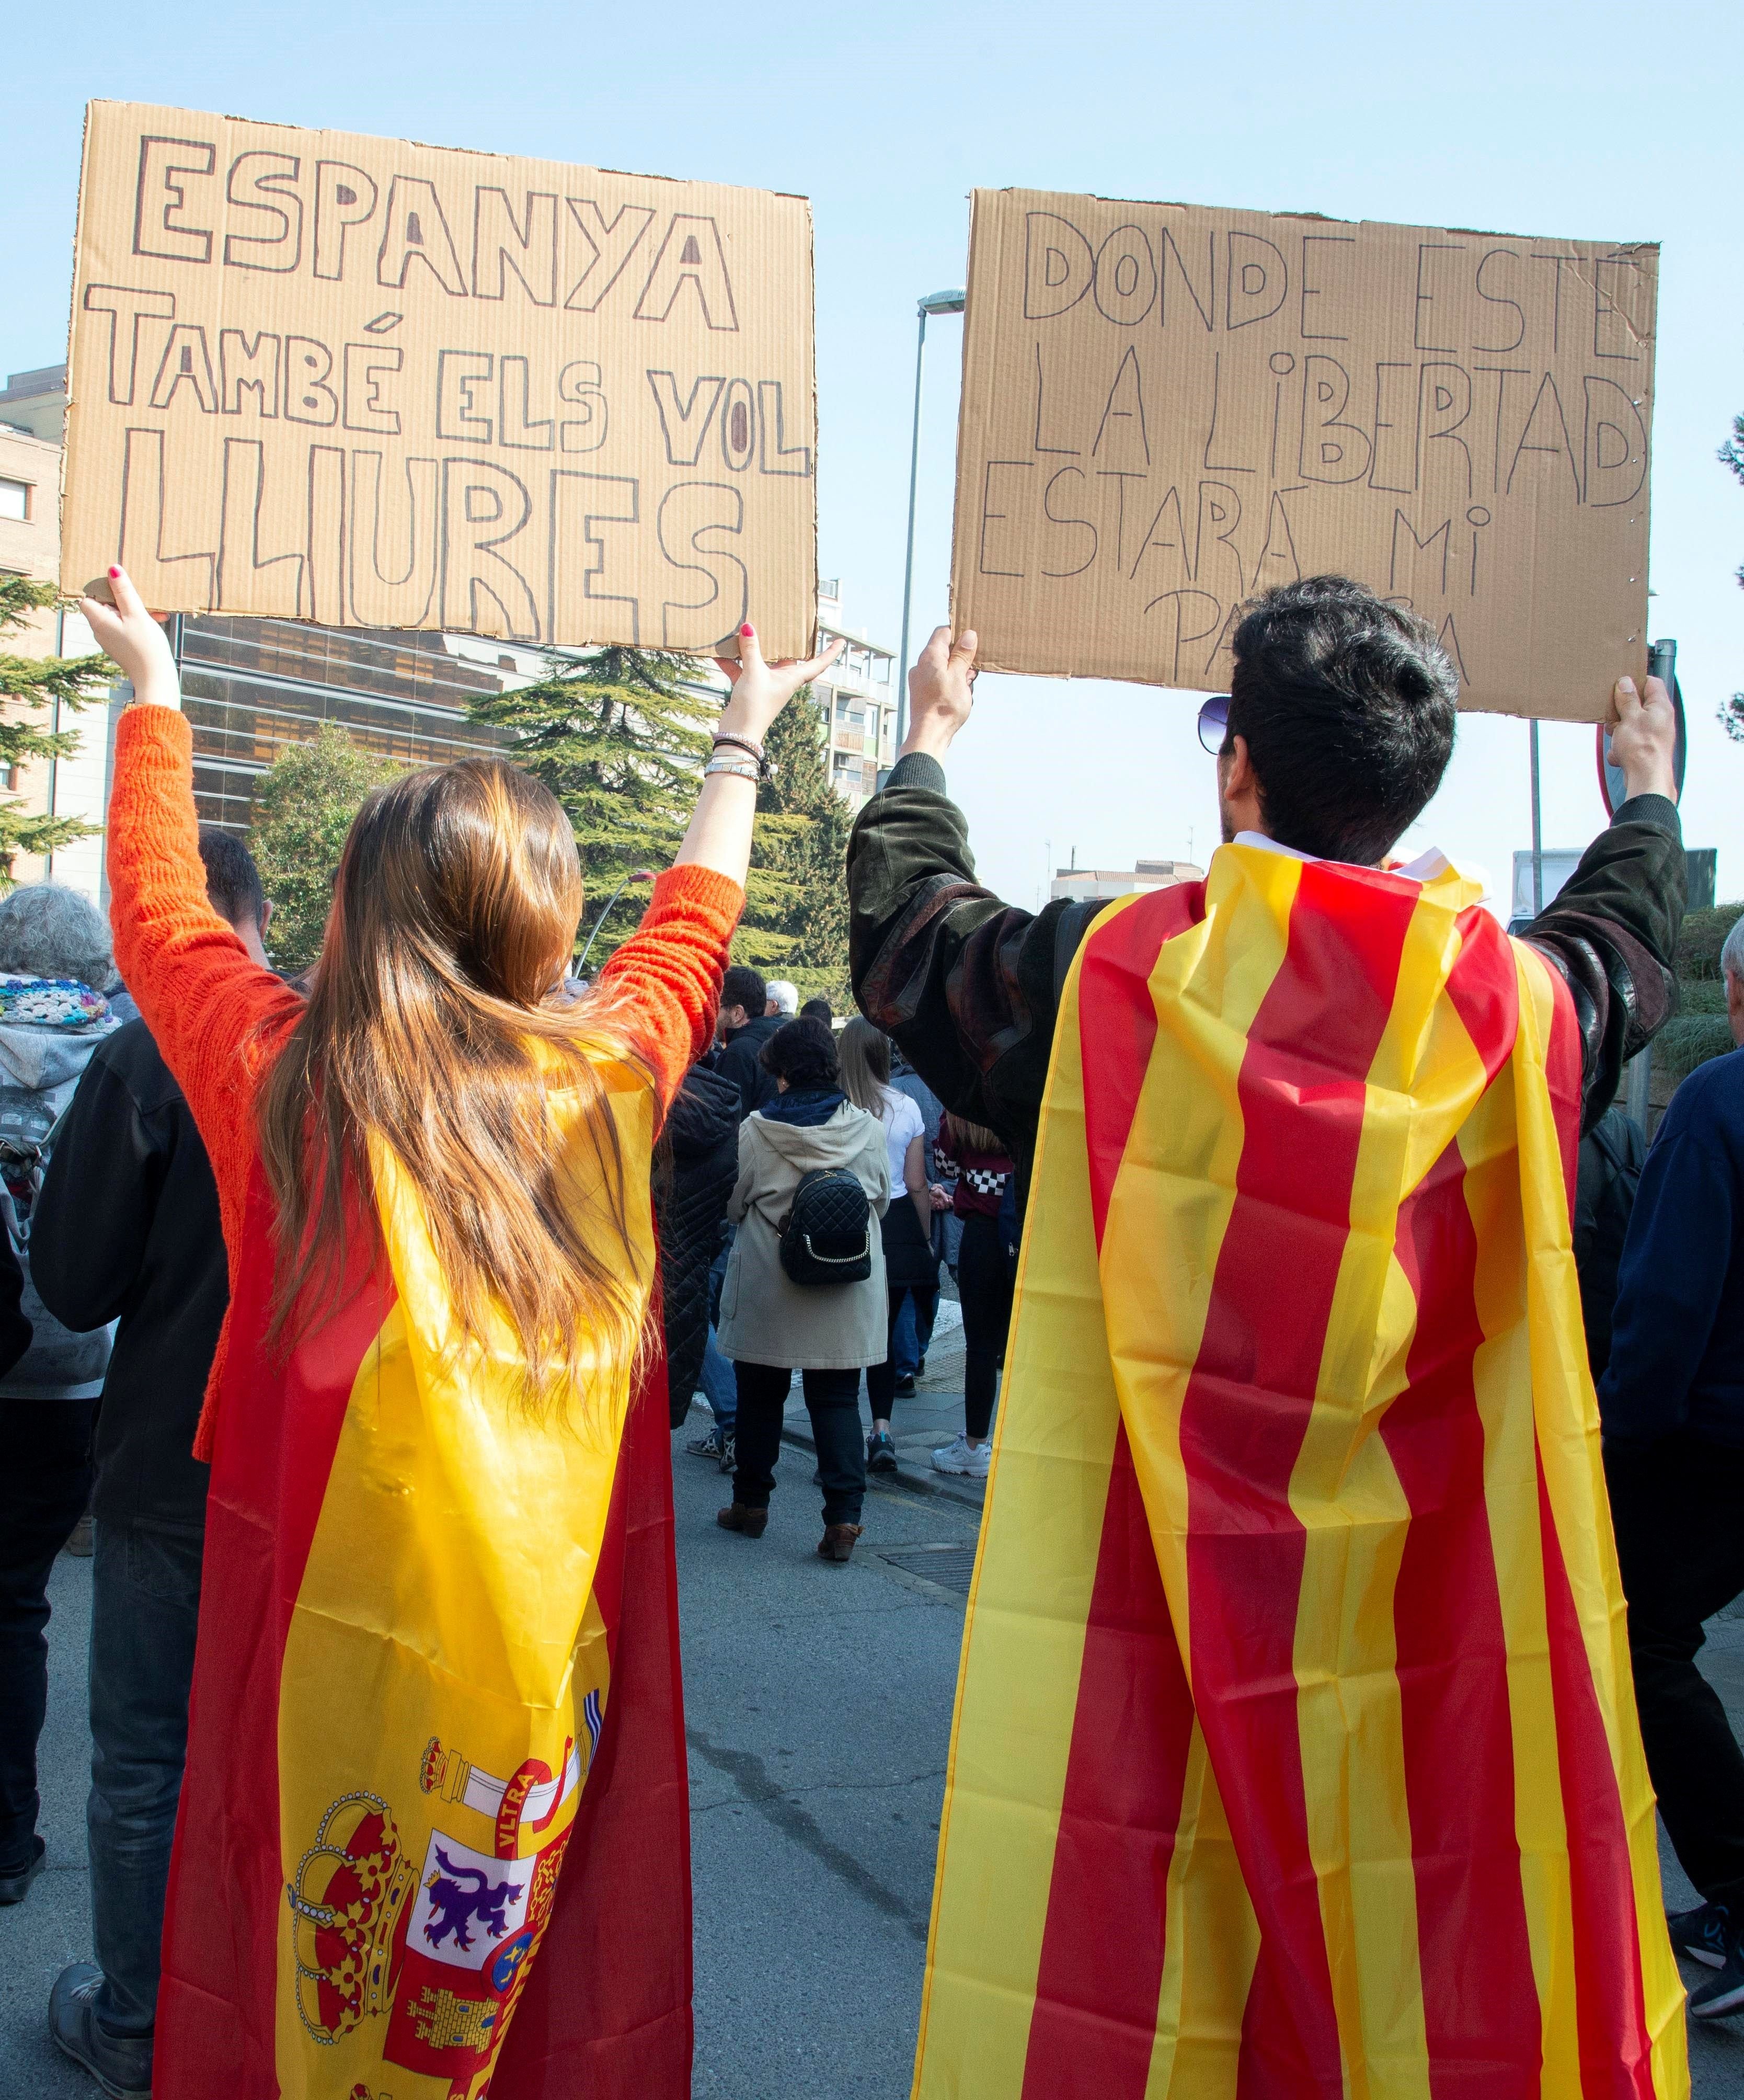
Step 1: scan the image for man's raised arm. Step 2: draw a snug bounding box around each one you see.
[847,627,1100,1180]
[1523,674,1687,1131]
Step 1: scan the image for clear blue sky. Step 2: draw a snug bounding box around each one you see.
[6,0,1741,909]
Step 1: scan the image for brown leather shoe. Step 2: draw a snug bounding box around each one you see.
[717,1503,768,1539]
[818,1523,864,1563]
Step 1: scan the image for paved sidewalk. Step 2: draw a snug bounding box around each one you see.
[6,1465,1744,2094]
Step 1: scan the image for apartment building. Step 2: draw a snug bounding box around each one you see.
[0,366,114,898]
[813,580,897,808]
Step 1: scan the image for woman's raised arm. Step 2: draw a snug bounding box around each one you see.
[596,621,843,1104]
[78,566,303,1174]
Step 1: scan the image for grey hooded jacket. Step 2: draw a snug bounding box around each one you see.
[0,1000,117,1399]
[717,1102,891,1371]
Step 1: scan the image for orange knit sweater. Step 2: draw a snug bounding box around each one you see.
[106,705,745,1453]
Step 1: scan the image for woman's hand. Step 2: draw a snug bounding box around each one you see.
[77,566,180,709]
[713,623,843,745]
[674,618,841,889]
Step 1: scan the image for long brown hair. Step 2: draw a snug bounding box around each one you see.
[837,1015,891,1116]
[256,757,653,1417]
[941,1112,1007,1159]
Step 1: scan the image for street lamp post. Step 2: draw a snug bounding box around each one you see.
[575,869,656,977]
[895,288,966,752]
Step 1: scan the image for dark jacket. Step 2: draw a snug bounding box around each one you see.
[31,1020,226,1530]
[0,1235,30,1379]
[1573,1106,1646,1380]
[1600,1047,1744,1449]
[655,1064,741,1428]
[847,752,1685,1203]
[713,1014,781,1119]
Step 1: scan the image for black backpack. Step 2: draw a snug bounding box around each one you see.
[779,1167,873,1286]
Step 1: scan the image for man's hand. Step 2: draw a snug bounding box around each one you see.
[1609,674,1679,806]
[899,625,978,762]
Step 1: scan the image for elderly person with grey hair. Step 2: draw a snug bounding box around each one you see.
[1601,906,1744,2015]
[0,882,118,1909]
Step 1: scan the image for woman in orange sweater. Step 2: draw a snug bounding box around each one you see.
[69,566,839,2100]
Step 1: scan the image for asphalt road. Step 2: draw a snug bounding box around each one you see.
[5,1396,1744,2098]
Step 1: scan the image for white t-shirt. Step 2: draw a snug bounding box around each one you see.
[876,1084,924,1196]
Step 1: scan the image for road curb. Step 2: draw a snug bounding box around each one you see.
[777,1423,987,1516]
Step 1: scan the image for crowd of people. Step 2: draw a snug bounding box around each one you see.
[0,561,1737,2099]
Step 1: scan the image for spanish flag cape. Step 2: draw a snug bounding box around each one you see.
[916,842,1688,2100]
[155,1060,691,2100]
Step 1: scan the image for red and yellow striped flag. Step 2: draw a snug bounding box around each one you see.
[915,843,1688,2100]
[154,1057,691,2100]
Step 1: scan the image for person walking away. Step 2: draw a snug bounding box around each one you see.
[0,884,121,1911]
[78,567,839,2100]
[713,963,781,1115]
[655,1056,741,1458]
[1600,909,1744,2018]
[764,979,798,1018]
[1574,1101,1647,1379]
[26,830,269,2095]
[849,584,1691,2097]
[840,1018,936,1470]
[930,1115,1016,1479]
[888,1044,947,1382]
[715,1017,889,1560]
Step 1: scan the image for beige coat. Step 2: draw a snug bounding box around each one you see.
[716,1101,891,1370]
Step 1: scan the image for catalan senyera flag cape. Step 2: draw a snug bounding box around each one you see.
[916,842,1689,2100]
[154,1058,691,2100]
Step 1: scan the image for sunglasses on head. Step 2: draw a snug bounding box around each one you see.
[1197,693,1231,755]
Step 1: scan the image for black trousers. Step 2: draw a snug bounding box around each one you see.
[1606,1435,1744,1911]
[0,1398,97,1870]
[957,1214,1016,1440]
[731,1362,865,1527]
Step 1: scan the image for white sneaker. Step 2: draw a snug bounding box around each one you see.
[932,1434,991,1478]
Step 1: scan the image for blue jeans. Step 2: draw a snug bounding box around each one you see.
[892,1286,938,1382]
[698,1327,737,1429]
[87,1519,203,2036]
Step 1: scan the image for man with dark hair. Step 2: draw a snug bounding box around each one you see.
[31,827,271,2099]
[713,962,779,1116]
[799,996,833,1026]
[850,583,1691,2094]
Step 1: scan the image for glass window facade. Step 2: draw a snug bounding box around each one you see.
[178,617,511,834]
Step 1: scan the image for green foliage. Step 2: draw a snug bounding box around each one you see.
[1657,1015,1736,1082]
[1659,897,1744,1087]
[469,646,731,967]
[0,576,114,879]
[248,725,401,968]
[734,691,853,1002]
[1675,901,1744,983]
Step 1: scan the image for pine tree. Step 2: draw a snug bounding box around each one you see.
[249,724,402,969]
[1720,413,1744,742]
[0,576,114,880]
[735,690,853,1002]
[471,645,797,968]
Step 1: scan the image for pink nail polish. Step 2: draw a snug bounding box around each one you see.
[108,566,120,579]
[740,623,753,638]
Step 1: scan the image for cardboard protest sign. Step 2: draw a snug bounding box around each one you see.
[951,188,1657,720]
[63,102,816,658]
